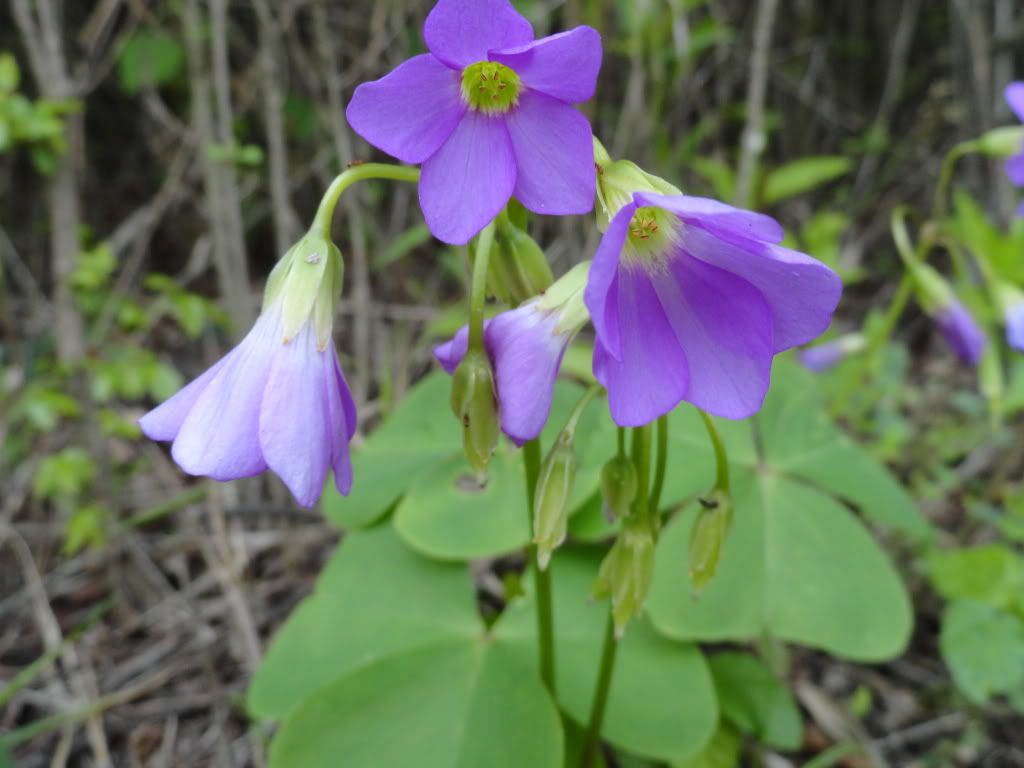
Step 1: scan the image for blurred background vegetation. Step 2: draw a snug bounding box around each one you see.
[1,0,1024,766]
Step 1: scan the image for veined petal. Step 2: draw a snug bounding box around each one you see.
[345,54,465,164]
[259,326,331,508]
[655,252,774,420]
[504,91,596,217]
[490,27,602,104]
[424,0,533,69]
[171,310,281,480]
[488,304,569,444]
[1006,153,1024,186]
[326,350,357,496]
[681,227,841,351]
[139,355,229,442]
[594,270,688,427]
[1006,82,1024,124]
[419,112,516,244]
[584,202,635,360]
[633,191,785,244]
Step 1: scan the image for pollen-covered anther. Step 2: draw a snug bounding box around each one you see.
[461,61,522,115]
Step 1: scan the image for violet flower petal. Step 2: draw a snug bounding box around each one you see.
[584,202,636,360]
[487,305,569,444]
[800,341,847,373]
[1006,154,1024,186]
[139,355,229,441]
[593,270,689,427]
[504,90,596,217]
[1006,303,1024,352]
[259,327,331,508]
[654,252,774,420]
[1006,82,1024,123]
[345,54,466,165]
[171,311,280,480]
[326,350,357,496]
[424,0,533,69]
[419,112,517,245]
[680,227,842,351]
[633,191,785,244]
[489,27,602,104]
[935,301,986,366]
[433,325,471,374]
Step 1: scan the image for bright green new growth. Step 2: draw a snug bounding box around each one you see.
[461,62,522,114]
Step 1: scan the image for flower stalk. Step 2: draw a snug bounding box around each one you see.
[312,163,421,239]
[523,438,556,695]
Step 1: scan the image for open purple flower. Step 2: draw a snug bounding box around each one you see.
[933,299,986,366]
[434,264,589,444]
[345,0,602,245]
[585,192,842,426]
[1006,83,1024,216]
[140,238,356,508]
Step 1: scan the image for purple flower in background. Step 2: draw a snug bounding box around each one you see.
[1005,83,1024,216]
[933,299,986,366]
[435,264,589,443]
[1006,302,1024,351]
[585,192,842,426]
[799,333,866,373]
[345,0,602,245]
[141,237,356,508]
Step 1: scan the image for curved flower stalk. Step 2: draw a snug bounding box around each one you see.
[140,233,356,508]
[435,262,590,445]
[584,158,842,426]
[1005,83,1024,216]
[345,0,602,245]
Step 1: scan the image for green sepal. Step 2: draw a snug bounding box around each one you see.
[533,432,578,569]
[596,158,682,231]
[536,261,590,335]
[688,491,733,595]
[978,126,1024,158]
[488,215,555,305]
[450,350,500,474]
[593,516,657,638]
[599,454,638,522]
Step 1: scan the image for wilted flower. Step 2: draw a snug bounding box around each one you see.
[435,262,590,444]
[140,234,356,507]
[1005,82,1024,216]
[584,186,842,426]
[799,333,866,373]
[345,0,602,245]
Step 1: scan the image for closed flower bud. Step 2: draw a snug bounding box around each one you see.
[593,518,656,639]
[450,350,500,473]
[799,333,867,373]
[488,218,555,305]
[533,433,577,569]
[599,454,637,522]
[688,493,733,595]
[977,126,1024,158]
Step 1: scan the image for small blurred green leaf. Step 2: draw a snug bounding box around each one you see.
[940,599,1024,704]
[709,652,802,750]
[928,546,1024,612]
[33,448,95,501]
[64,504,107,555]
[118,32,185,93]
[70,242,116,293]
[672,724,741,768]
[689,156,735,201]
[0,53,19,94]
[761,156,851,205]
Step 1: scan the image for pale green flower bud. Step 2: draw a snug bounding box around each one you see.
[263,231,343,349]
[977,126,1024,158]
[593,518,656,638]
[533,432,577,569]
[599,454,637,522]
[688,492,733,595]
[450,350,499,473]
[488,217,555,305]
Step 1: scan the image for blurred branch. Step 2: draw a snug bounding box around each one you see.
[734,0,780,208]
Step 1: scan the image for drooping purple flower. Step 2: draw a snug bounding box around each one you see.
[584,192,842,426]
[345,0,602,245]
[1005,83,1024,217]
[1006,302,1024,352]
[435,264,589,444]
[140,239,357,508]
[931,299,986,366]
[799,334,866,373]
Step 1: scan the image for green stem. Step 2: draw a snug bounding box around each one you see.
[311,163,421,238]
[649,415,668,516]
[932,140,977,221]
[563,384,602,438]
[697,410,730,494]
[579,614,619,768]
[523,438,555,694]
[630,424,652,524]
[616,426,626,457]
[468,222,497,351]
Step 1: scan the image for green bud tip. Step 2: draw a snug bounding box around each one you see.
[461,62,521,115]
[688,493,733,596]
[599,454,638,522]
[450,351,500,474]
[533,437,577,570]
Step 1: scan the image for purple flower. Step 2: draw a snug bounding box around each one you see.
[140,301,356,507]
[435,298,580,445]
[584,192,842,426]
[1006,301,1024,352]
[799,334,866,373]
[345,0,602,245]
[933,299,986,366]
[1005,83,1024,217]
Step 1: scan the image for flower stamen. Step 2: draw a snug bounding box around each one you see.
[461,61,521,115]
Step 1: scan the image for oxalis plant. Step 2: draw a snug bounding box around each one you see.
[139,1,937,765]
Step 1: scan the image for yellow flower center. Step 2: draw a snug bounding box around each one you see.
[622,206,682,270]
